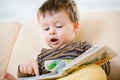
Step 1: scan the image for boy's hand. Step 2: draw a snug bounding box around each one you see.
[19,58,39,76]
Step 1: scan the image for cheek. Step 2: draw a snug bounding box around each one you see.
[58,30,72,40]
[44,36,50,45]
[43,32,49,43]
[58,30,66,37]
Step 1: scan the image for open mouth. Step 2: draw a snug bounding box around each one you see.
[50,38,58,42]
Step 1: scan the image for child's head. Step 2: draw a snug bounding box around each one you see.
[37,0,80,49]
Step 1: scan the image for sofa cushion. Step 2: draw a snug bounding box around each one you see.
[0,22,21,76]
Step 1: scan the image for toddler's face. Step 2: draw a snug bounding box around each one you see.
[39,11,78,49]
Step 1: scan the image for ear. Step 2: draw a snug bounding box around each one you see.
[73,21,80,32]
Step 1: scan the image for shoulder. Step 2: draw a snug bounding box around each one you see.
[72,41,93,50]
[37,48,53,59]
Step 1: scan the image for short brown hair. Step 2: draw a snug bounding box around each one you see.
[37,0,80,23]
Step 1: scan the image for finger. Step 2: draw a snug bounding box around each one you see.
[31,71,35,75]
[33,64,39,76]
[28,66,34,75]
[23,66,28,74]
[33,66,39,76]
[20,65,26,74]
[19,65,23,73]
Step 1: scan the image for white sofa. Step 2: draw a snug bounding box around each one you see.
[0,11,120,80]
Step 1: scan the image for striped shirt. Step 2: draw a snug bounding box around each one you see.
[37,41,110,75]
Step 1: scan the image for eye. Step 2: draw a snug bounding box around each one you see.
[56,26,63,28]
[44,27,49,31]
[42,26,50,31]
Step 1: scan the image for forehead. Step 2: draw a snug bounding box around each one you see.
[39,11,70,24]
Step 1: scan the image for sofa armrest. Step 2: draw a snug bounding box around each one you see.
[0,22,21,76]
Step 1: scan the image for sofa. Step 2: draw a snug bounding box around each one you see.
[0,11,120,80]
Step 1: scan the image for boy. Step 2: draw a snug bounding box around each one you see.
[17,0,109,79]
[2,0,109,80]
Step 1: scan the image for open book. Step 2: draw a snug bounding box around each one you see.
[19,45,117,80]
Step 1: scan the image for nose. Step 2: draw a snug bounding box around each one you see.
[49,27,56,35]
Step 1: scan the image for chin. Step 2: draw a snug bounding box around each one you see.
[50,45,61,49]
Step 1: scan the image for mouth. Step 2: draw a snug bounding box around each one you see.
[50,38,58,42]
[50,38,58,45]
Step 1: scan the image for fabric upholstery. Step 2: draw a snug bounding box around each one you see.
[0,22,21,76]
